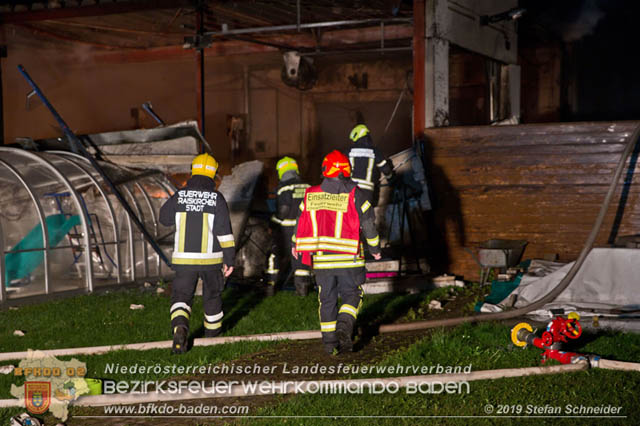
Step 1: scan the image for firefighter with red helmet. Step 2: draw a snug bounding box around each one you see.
[266,156,312,296]
[159,153,235,354]
[293,150,381,354]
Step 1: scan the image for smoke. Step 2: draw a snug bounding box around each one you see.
[562,0,605,42]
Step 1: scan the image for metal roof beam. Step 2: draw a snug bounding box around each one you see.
[203,17,412,37]
[0,0,193,24]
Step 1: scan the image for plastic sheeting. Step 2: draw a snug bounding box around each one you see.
[375,146,430,250]
[491,248,640,331]
[217,160,264,243]
[506,248,640,313]
[5,214,80,284]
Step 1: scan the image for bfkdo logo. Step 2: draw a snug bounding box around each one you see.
[10,352,89,422]
[25,381,51,415]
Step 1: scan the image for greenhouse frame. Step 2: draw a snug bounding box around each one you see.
[0,147,176,304]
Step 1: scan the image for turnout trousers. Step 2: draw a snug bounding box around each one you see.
[315,269,365,347]
[267,227,312,294]
[283,227,312,294]
[170,269,225,337]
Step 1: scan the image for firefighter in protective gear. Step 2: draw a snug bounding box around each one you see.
[267,156,312,296]
[347,124,394,204]
[159,153,235,354]
[293,150,381,354]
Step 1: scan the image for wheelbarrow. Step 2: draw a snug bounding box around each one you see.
[466,239,528,285]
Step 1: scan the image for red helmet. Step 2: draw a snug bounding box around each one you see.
[322,150,351,178]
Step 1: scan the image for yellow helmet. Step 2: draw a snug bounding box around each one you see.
[276,156,299,180]
[191,153,219,179]
[349,124,370,142]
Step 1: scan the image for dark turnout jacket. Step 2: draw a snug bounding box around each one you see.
[347,135,393,192]
[159,175,235,270]
[271,170,310,229]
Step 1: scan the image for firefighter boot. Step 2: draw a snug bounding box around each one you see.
[323,340,339,355]
[336,317,355,354]
[295,277,310,296]
[204,328,222,338]
[172,325,188,354]
[265,282,277,297]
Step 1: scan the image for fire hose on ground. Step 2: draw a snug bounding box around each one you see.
[0,125,639,362]
[2,126,640,409]
[380,121,640,333]
[7,311,640,409]
[510,312,640,371]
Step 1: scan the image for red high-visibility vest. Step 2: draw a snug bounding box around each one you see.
[295,185,361,258]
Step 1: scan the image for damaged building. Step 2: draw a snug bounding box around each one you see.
[0,0,639,322]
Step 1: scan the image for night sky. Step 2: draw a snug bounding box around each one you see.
[520,0,640,121]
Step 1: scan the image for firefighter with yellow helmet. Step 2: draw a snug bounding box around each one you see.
[266,156,312,296]
[293,150,381,354]
[159,153,235,354]
[347,124,394,204]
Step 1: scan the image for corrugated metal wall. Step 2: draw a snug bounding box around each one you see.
[424,121,640,280]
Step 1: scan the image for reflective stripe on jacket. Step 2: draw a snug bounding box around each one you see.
[295,186,360,256]
[159,175,235,269]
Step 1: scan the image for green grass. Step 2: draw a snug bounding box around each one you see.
[0,407,24,422]
[380,322,640,371]
[250,369,638,425]
[0,340,276,399]
[248,322,640,424]
[0,285,434,400]
[377,322,542,372]
[1,288,174,352]
[3,284,640,425]
[0,284,433,352]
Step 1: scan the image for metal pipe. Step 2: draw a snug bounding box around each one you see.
[1,173,103,192]
[125,199,136,282]
[412,0,426,138]
[151,176,174,275]
[384,83,407,134]
[0,47,4,147]
[141,101,165,126]
[196,5,205,138]
[301,46,412,57]
[152,177,175,197]
[135,182,160,276]
[243,65,250,163]
[122,185,148,278]
[0,148,95,293]
[17,65,171,267]
[0,159,51,294]
[221,34,296,51]
[114,169,168,187]
[205,17,412,37]
[0,213,5,302]
[50,152,123,283]
[4,243,118,254]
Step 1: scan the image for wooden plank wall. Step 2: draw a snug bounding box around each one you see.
[423,121,640,281]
